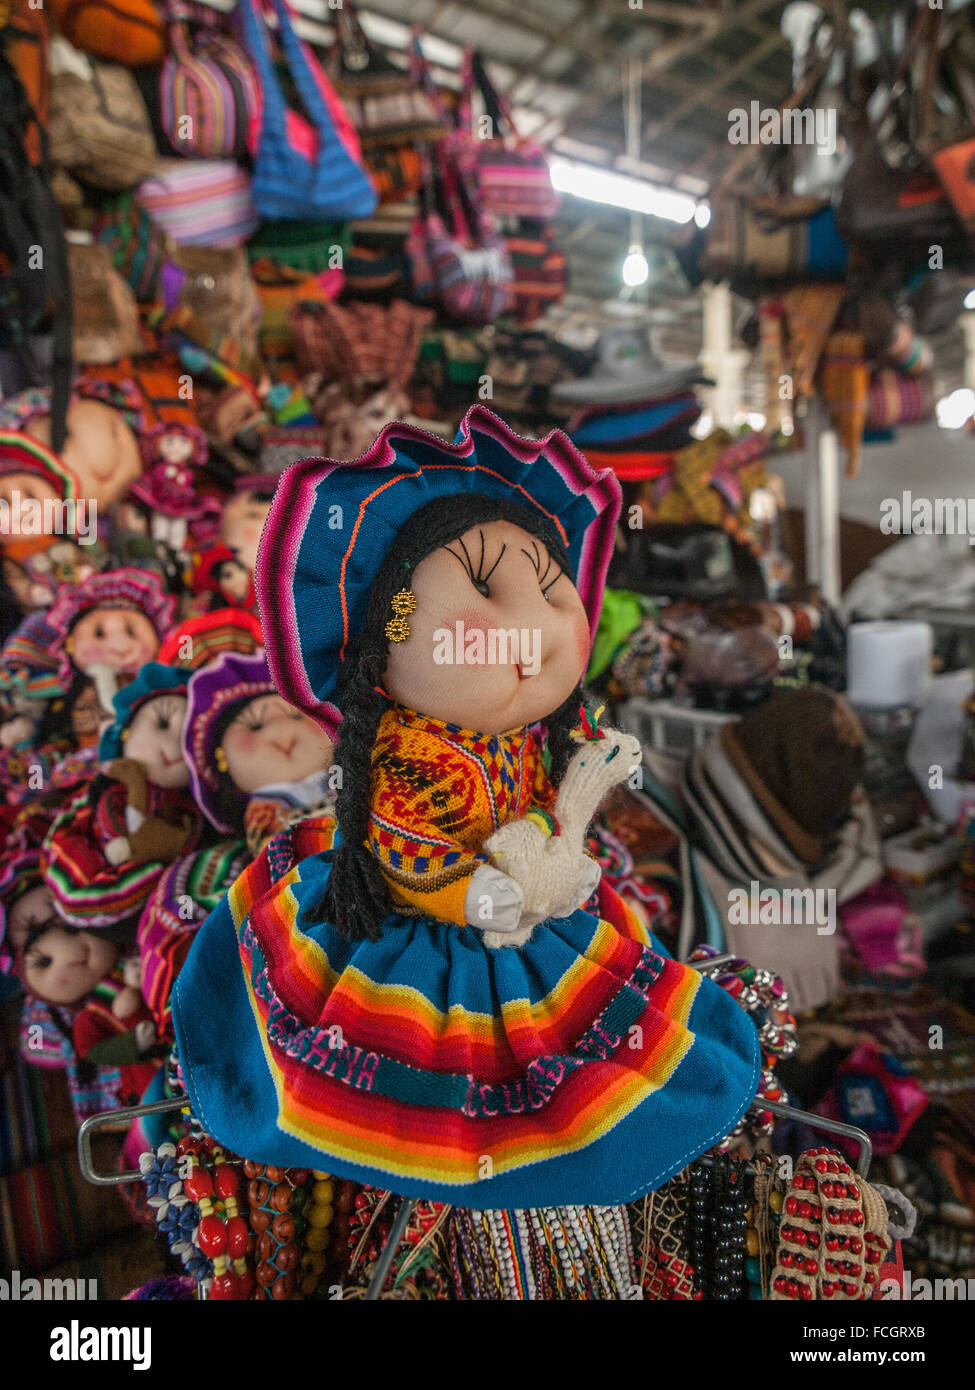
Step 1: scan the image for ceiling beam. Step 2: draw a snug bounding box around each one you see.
[640,27,785,151]
[536,0,788,146]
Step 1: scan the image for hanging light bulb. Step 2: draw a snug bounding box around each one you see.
[622,243,649,287]
[620,61,649,291]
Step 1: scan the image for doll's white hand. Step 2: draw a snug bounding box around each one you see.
[105,835,132,867]
[464,863,524,934]
[134,1020,157,1053]
[486,820,600,923]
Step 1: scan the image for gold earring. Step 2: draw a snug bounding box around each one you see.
[385,589,417,643]
[215,745,229,773]
[120,727,130,742]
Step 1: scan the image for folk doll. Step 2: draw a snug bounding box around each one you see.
[0,849,159,1114]
[47,567,175,718]
[174,408,760,1209]
[129,421,222,553]
[191,545,258,614]
[182,649,336,859]
[42,664,200,931]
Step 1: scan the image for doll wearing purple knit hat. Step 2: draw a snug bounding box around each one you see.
[182,649,336,860]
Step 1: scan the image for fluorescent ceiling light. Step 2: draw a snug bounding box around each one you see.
[549,156,702,225]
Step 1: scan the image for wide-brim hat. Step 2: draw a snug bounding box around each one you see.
[0,431,80,502]
[257,405,622,740]
[99,662,191,762]
[182,649,275,832]
[156,609,264,669]
[48,568,176,689]
[553,325,712,408]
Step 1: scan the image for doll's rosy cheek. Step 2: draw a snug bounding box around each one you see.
[227,727,258,758]
[573,613,591,669]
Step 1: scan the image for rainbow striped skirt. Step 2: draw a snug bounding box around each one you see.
[173,835,760,1207]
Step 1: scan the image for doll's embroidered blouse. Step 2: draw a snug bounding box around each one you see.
[368,704,556,927]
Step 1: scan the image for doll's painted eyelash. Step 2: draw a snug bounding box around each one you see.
[522,540,563,599]
[152,697,183,731]
[444,531,506,598]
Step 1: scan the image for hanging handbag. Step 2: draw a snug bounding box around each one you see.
[48,0,165,67]
[409,144,513,325]
[48,39,158,192]
[67,237,143,364]
[835,130,962,250]
[290,298,431,386]
[331,1,445,149]
[364,144,424,203]
[237,0,376,223]
[504,223,567,323]
[136,159,259,247]
[702,195,848,282]
[866,369,935,431]
[158,243,263,380]
[462,49,559,221]
[93,190,165,303]
[158,1,259,160]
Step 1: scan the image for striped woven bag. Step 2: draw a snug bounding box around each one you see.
[159,4,258,160]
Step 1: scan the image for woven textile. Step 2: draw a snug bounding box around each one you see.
[42,780,199,928]
[367,706,554,926]
[173,838,760,1206]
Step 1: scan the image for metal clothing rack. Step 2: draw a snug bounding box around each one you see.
[76,1090,873,1300]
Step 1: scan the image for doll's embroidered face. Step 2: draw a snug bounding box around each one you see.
[70,682,103,746]
[221,694,334,794]
[382,519,591,734]
[221,490,273,573]
[8,884,118,1004]
[124,693,190,788]
[0,472,64,559]
[68,607,160,675]
[215,558,251,603]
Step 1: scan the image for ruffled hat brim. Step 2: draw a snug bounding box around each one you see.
[257,406,621,740]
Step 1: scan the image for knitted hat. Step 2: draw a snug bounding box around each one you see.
[0,431,80,501]
[0,846,43,974]
[191,545,248,596]
[0,612,67,701]
[138,840,249,1042]
[47,568,176,688]
[257,405,621,739]
[720,688,866,864]
[99,663,191,762]
[182,649,275,832]
[156,609,264,669]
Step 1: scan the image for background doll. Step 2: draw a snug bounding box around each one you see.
[42,663,200,931]
[182,649,337,859]
[0,849,157,1118]
[174,407,760,1214]
[47,567,175,718]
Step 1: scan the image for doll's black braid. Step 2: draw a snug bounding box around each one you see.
[322,492,592,943]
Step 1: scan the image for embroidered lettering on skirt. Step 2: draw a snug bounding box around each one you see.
[245,918,671,1116]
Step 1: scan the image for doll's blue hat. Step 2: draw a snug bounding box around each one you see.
[99,663,190,762]
[255,405,622,740]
